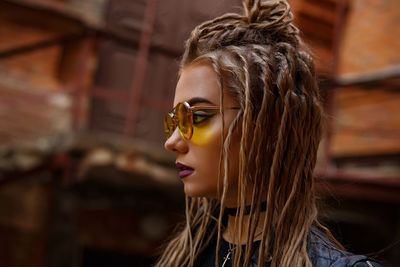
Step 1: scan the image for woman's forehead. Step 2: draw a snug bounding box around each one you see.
[173,62,221,106]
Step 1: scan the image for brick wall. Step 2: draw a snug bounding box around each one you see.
[331,78,400,158]
[338,0,400,77]
[330,0,400,158]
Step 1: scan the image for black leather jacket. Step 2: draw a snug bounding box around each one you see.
[307,226,382,267]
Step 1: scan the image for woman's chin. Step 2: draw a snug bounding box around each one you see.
[183,188,204,198]
[183,184,217,199]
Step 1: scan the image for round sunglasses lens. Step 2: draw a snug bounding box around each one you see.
[163,114,174,138]
[176,103,192,139]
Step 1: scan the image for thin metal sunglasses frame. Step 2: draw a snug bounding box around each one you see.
[164,101,240,140]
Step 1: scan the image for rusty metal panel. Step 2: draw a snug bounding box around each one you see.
[151,0,243,53]
[90,47,178,142]
[94,41,138,92]
[90,0,243,144]
[89,41,135,134]
[89,98,129,134]
[105,0,147,41]
[133,105,166,142]
[142,51,179,102]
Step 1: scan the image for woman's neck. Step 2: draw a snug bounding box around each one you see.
[222,211,266,245]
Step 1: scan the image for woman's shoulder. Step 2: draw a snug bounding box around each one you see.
[308,225,383,267]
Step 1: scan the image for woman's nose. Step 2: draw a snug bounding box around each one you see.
[164,128,188,154]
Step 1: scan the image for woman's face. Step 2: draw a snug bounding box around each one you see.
[164,62,241,200]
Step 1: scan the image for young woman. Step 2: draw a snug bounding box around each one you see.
[157,0,382,266]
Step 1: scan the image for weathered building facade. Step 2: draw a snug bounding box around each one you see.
[0,0,399,266]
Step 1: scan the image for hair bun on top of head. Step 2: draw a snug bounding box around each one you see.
[243,0,294,30]
[183,0,298,63]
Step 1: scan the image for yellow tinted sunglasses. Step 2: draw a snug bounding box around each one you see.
[163,101,240,140]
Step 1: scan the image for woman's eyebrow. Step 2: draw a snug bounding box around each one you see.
[187,97,215,106]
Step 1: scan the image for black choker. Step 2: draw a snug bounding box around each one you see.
[225,201,267,216]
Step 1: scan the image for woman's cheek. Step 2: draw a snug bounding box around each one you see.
[190,121,220,146]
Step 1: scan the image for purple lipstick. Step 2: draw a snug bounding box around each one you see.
[176,162,194,179]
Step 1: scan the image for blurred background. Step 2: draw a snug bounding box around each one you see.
[0,0,399,266]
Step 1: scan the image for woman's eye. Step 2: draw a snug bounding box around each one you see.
[193,112,215,125]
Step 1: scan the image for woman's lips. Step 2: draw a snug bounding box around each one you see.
[176,162,194,179]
